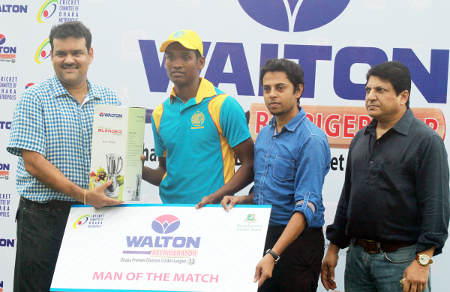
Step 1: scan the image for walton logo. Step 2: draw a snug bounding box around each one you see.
[152,214,180,234]
[0,34,17,63]
[0,163,10,180]
[0,4,27,14]
[0,238,14,247]
[99,112,123,118]
[37,0,58,23]
[0,121,11,130]
[238,0,350,32]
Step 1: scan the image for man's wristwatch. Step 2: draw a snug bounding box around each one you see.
[265,249,280,264]
[415,254,433,267]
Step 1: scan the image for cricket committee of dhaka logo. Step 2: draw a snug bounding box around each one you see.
[35,38,51,64]
[152,214,180,234]
[37,0,58,23]
[238,0,350,32]
[73,214,89,228]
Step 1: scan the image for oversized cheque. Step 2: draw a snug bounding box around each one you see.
[51,204,271,292]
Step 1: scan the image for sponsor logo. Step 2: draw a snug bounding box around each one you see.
[0,75,17,100]
[73,213,104,229]
[35,38,51,64]
[25,82,35,89]
[123,214,200,265]
[245,213,256,222]
[138,2,447,104]
[249,103,446,148]
[0,238,14,247]
[238,0,349,32]
[0,34,16,63]
[0,4,28,14]
[73,214,89,228]
[139,39,449,104]
[97,128,123,135]
[152,214,180,234]
[99,112,123,118]
[37,0,80,24]
[0,193,11,218]
[37,0,58,23]
[190,111,205,129]
[237,212,263,232]
[0,121,11,130]
[58,0,80,23]
[0,164,10,180]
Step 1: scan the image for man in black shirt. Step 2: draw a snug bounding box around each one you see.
[321,61,449,292]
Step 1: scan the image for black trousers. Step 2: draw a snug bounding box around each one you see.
[258,225,324,292]
[14,197,75,292]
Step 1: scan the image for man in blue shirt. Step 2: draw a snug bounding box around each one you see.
[7,21,122,292]
[222,58,331,292]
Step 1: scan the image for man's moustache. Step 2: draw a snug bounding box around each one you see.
[61,65,79,69]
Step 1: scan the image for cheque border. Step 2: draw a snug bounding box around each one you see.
[71,204,271,208]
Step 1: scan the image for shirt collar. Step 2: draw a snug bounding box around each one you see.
[392,109,414,135]
[269,106,306,133]
[51,75,101,101]
[365,109,413,136]
[87,81,104,101]
[169,77,217,104]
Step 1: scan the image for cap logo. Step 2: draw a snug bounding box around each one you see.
[173,30,185,38]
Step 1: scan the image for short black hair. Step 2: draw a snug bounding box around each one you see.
[49,21,92,51]
[366,61,411,108]
[260,59,304,103]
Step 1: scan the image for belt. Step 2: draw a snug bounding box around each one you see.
[354,239,415,254]
[21,196,79,211]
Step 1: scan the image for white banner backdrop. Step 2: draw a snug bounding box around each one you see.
[0,1,449,291]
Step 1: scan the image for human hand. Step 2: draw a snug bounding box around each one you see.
[221,195,242,211]
[86,180,123,208]
[195,194,215,209]
[320,246,339,290]
[401,261,430,292]
[254,254,275,287]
